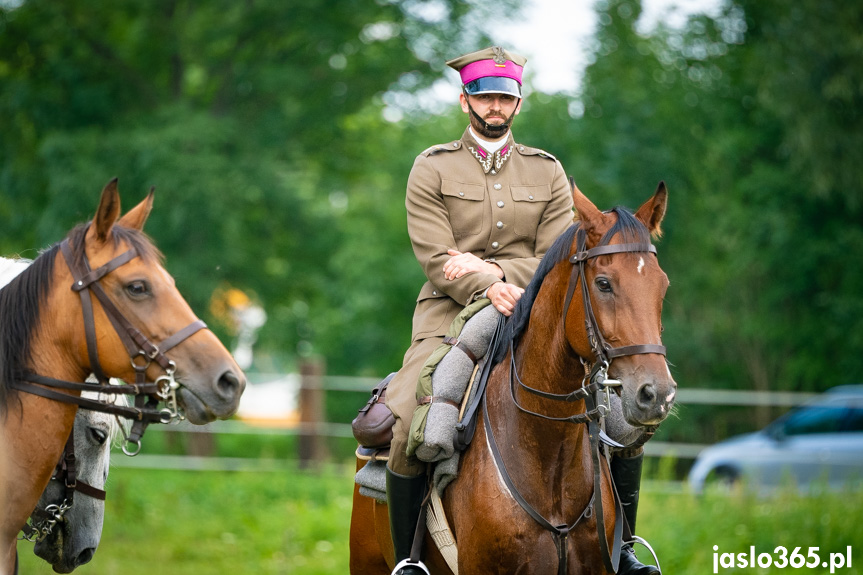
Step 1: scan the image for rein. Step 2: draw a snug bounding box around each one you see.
[12,232,208,542]
[484,225,666,574]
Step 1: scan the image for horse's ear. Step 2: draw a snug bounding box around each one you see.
[93,178,122,242]
[635,181,667,239]
[118,187,155,231]
[571,180,604,240]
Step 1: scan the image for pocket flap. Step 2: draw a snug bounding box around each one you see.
[511,184,551,202]
[442,180,485,201]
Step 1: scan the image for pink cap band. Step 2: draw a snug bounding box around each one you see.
[459,59,524,86]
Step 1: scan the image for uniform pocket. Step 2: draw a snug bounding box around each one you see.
[511,184,551,239]
[441,180,485,239]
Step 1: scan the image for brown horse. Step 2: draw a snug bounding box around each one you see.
[350,183,676,574]
[0,180,246,575]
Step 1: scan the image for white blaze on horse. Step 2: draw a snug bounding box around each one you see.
[0,180,247,575]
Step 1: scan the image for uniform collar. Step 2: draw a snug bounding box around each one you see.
[461,127,516,175]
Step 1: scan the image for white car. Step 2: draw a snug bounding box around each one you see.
[688,385,863,493]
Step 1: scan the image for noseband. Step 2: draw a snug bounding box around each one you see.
[484,225,667,575]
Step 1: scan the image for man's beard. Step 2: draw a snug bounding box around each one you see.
[470,110,516,139]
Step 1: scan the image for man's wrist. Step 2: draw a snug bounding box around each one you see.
[484,259,505,280]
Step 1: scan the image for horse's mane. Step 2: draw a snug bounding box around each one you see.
[0,222,162,411]
[493,207,651,366]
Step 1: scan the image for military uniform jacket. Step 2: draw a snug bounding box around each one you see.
[406,127,574,342]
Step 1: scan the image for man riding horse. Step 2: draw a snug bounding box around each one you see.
[384,46,660,575]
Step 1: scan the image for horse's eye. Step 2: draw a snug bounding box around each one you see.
[595,277,613,293]
[126,280,151,298]
[89,427,109,445]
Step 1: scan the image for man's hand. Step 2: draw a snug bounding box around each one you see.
[443,249,504,280]
[486,282,524,317]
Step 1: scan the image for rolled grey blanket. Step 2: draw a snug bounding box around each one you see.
[415,305,501,462]
[355,459,387,502]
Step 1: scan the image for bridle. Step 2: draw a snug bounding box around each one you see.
[19,428,106,543]
[483,224,667,575]
[12,229,208,540]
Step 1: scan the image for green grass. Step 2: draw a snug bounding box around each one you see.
[17,467,862,574]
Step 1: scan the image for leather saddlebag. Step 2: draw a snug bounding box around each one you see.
[352,372,397,448]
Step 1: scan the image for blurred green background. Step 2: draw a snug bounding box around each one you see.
[4,0,862,572]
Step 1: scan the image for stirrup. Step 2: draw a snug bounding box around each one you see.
[391,558,431,575]
[627,535,662,574]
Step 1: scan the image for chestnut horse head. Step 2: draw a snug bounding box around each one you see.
[567,181,675,426]
[502,180,675,427]
[0,179,246,574]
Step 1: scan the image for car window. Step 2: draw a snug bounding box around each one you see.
[782,405,846,435]
[841,407,863,432]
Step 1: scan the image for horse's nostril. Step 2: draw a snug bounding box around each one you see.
[76,548,95,566]
[217,370,242,397]
[637,383,657,408]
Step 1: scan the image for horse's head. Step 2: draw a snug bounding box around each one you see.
[32,395,116,573]
[565,182,676,427]
[62,179,246,423]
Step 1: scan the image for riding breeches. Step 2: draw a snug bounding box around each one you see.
[385,336,443,477]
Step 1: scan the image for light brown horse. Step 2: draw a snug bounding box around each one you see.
[0,180,246,575]
[350,183,676,574]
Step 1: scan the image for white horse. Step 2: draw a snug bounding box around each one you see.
[29,392,125,573]
[3,257,123,573]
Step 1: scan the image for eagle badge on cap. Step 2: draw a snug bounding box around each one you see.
[492,46,507,66]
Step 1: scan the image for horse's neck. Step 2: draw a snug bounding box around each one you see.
[488,321,590,476]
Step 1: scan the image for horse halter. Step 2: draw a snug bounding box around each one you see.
[19,429,106,543]
[11,231,207,455]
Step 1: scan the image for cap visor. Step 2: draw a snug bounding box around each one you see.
[464,77,522,98]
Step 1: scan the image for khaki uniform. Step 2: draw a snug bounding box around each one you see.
[387,127,574,475]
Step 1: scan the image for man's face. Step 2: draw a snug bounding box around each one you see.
[460,92,522,139]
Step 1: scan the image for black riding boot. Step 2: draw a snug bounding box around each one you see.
[386,468,429,575]
[612,452,661,575]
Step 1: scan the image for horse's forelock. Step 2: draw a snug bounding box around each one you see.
[67,223,164,269]
[599,207,651,246]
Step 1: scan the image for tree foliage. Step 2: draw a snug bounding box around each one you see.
[1,0,860,406]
